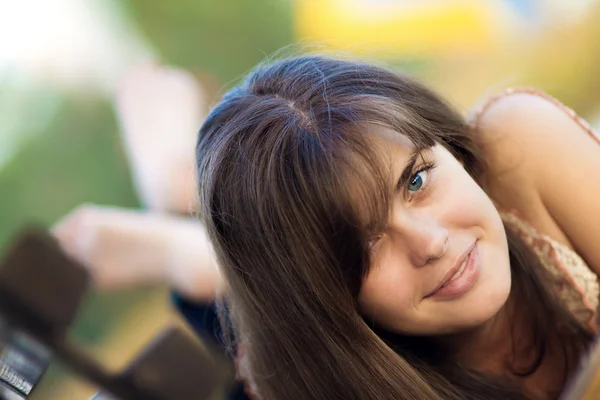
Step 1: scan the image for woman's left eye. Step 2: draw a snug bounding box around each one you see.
[407,167,431,195]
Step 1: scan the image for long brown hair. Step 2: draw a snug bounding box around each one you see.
[196,55,593,399]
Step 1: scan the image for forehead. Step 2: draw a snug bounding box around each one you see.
[363,124,417,167]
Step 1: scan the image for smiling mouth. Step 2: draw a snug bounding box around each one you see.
[425,241,479,299]
[440,258,468,288]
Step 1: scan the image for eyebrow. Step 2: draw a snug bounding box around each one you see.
[394,150,421,195]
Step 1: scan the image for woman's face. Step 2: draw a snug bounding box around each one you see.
[358,127,511,336]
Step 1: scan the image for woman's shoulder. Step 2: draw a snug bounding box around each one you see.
[468,87,599,187]
[468,86,600,175]
[468,86,600,189]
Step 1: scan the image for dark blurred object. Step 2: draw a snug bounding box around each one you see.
[0,227,232,399]
[0,318,50,399]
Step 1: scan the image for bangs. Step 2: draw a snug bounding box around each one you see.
[323,97,438,231]
[323,118,435,277]
[332,129,391,239]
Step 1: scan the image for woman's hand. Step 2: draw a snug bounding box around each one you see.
[52,204,222,301]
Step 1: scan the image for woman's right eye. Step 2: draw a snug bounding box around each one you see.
[368,235,383,249]
[408,169,428,193]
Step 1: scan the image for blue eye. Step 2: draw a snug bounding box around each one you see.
[408,169,429,194]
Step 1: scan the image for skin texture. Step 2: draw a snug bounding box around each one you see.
[358,129,511,336]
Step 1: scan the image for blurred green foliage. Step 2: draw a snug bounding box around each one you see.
[124,0,294,83]
[0,96,139,245]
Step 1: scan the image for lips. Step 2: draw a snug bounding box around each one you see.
[425,241,477,298]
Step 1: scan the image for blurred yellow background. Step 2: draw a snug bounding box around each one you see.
[1,0,600,398]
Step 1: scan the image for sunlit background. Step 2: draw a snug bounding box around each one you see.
[1,0,600,398]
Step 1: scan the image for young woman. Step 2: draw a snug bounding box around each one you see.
[54,56,600,399]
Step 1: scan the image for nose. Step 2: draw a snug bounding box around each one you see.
[390,213,449,267]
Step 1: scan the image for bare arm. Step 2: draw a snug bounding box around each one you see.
[50,66,220,298]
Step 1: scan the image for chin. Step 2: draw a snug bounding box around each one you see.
[458,276,512,332]
[459,242,512,330]
[433,274,512,335]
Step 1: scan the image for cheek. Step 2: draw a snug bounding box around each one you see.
[357,258,417,324]
[436,167,498,229]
